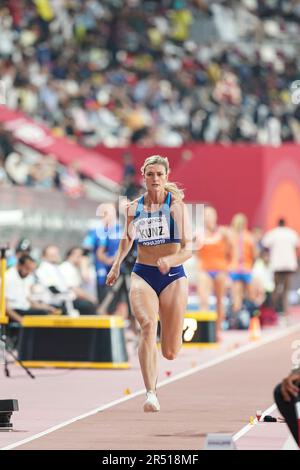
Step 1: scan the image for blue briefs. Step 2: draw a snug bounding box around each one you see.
[230,272,252,284]
[207,270,219,279]
[132,263,186,296]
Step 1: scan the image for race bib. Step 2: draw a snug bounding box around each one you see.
[135,215,170,242]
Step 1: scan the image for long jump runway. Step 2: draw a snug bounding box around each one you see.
[4,324,299,451]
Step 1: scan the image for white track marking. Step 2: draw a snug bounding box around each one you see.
[282,434,299,450]
[233,404,276,441]
[2,323,300,450]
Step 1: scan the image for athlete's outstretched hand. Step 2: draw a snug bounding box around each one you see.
[106,265,120,286]
[157,257,170,275]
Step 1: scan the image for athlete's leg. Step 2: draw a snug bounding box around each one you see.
[248,278,265,306]
[282,272,291,315]
[159,277,188,360]
[273,271,284,312]
[129,273,159,392]
[244,278,252,302]
[197,270,212,311]
[214,272,227,338]
[231,279,243,313]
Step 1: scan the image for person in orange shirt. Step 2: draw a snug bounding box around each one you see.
[197,206,232,340]
[229,213,256,314]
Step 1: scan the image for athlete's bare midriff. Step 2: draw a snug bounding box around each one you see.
[136,243,181,266]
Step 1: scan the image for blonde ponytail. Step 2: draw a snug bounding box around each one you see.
[141,155,184,202]
[164,182,184,202]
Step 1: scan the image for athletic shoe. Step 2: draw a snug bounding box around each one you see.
[143,390,160,412]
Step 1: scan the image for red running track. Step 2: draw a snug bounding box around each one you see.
[2,323,298,451]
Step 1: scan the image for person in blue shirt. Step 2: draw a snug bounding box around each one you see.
[83,203,123,314]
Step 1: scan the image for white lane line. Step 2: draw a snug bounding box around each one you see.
[2,323,300,450]
[282,434,299,450]
[233,404,277,442]
[1,391,147,450]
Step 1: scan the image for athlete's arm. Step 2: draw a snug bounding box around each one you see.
[249,231,258,261]
[157,201,193,274]
[106,204,136,286]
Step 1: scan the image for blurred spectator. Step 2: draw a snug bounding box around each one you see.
[252,225,264,255]
[0,155,10,186]
[5,254,56,323]
[15,237,32,257]
[27,155,60,189]
[0,143,64,192]
[251,247,275,307]
[250,246,278,327]
[36,244,97,315]
[1,0,300,146]
[6,237,32,269]
[5,152,29,185]
[36,244,67,293]
[0,125,15,158]
[262,218,300,315]
[60,161,85,198]
[123,151,136,180]
[121,174,143,200]
[60,247,98,315]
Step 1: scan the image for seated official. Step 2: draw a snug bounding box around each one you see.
[37,245,97,315]
[4,255,57,323]
[59,247,98,315]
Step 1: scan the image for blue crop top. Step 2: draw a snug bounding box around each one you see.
[133,192,181,246]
